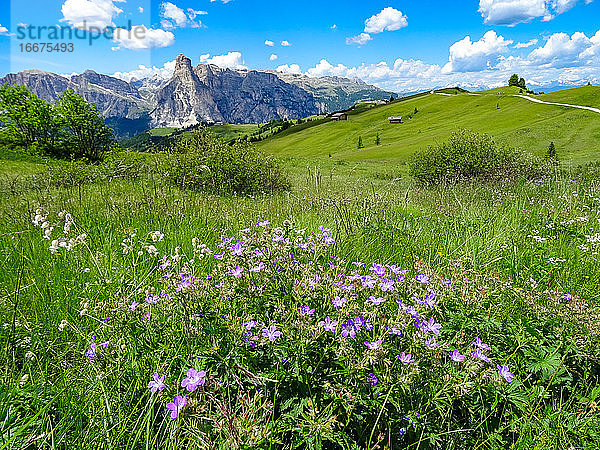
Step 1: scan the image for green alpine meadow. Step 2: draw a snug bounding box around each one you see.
[2,1,600,447]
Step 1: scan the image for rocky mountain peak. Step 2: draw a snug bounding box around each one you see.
[174,54,193,73]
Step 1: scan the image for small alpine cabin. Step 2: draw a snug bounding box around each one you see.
[331,112,348,121]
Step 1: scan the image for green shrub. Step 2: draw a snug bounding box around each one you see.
[0,85,116,161]
[409,130,546,184]
[163,130,291,195]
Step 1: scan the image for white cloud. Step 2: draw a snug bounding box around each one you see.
[112,25,175,50]
[138,7,143,13]
[160,2,205,29]
[112,59,176,81]
[270,54,278,61]
[298,28,600,92]
[307,59,351,77]
[528,30,600,67]
[331,24,337,30]
[60,0,124,30]
[281,40,291,46]
[364,7,408,34]
[187,9,208,20]
[478,0,593,26]
[0,24,12,36]
[514,38,539,48]
[443,31,513,73]
[276,64,302,74]
[346,33,372,46]
[265,40,274,46]
[199,51,247,69]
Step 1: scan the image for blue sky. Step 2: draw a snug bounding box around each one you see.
[1,0,599,92]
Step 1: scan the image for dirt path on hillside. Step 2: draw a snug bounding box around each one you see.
[514,94,600,115]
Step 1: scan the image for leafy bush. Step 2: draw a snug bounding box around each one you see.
[0,85,116,161]
[409,130,546,184]
[163,130,291,195]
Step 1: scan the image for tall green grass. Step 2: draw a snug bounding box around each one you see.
[0,153,599,447]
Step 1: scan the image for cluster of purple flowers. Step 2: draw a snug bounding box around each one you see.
[118,223,520,422]
[145,368,207,419]
[175,274,195,292]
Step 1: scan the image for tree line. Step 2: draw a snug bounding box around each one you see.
[0,85,116,161]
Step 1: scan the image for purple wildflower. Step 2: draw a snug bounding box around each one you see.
[229,265,244,278]
[397,352,415,364]
[341,320,357,338]
[319,316,338,332]
[213,251,225,260]
[361,276,377,289]
[370,263,386,276]
[230,242,244,256]
[129,301,139,311]
[473,337,491,350]
[425,336,439,349]
[416,273,429,284]
[422,317,442,335]
[379,278,395,292]
[85,343,97,363]
[405,306,419,318]
[166,395,187,419]
[388,326,402,336]
[244,320,258,330]
[159,256,172,270]
[367,295,386,305]
[364,339,383,350]
[262,325,282,342]
[175,275,195,292]
[332,296,347,308]
[424,292,437,308]
[449,350,465,363]
[148,373,166,393]
[181,368,206,392]
[497,365,515,383]
[242,332,260,348]
[387,265,402,275]
[368,373,378,387]
[472,348,491,363]
[563,292,573,301]
[257,220,270,227]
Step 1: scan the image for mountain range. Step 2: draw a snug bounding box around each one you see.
[0,54,396,138]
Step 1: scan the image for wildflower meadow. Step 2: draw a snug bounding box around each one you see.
[1,154,600,449]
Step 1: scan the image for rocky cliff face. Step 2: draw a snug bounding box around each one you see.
[149,55,319,127]
[150,55,225,128]
[1,54,397,134]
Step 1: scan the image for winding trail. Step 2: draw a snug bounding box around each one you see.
[513,94,600,115]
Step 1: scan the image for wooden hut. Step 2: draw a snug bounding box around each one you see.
[331,112,348,121]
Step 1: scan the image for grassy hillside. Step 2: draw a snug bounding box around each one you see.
[258,85,600,164]
[538,85,600,108]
